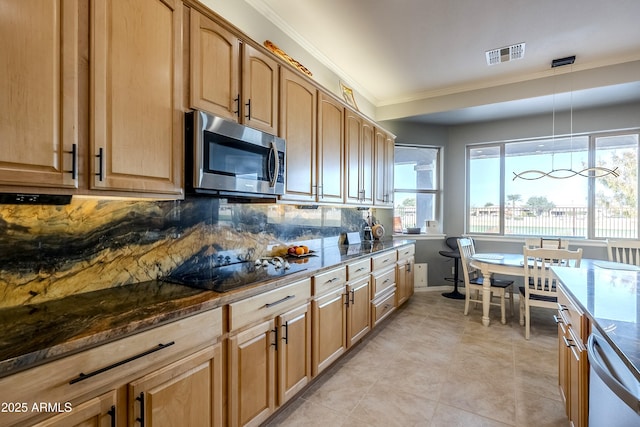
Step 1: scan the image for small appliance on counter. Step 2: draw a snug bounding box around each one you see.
[362,214,385,241]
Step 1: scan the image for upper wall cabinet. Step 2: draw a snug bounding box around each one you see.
[190,9,278,134]
[91,0,183,195]
[0,0,80,190]
[374,128,395,206]
[279,68,318,202]
[317,92,345,204]
[345,109,374,205]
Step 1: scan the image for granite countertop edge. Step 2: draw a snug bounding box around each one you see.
[0,240,414,378]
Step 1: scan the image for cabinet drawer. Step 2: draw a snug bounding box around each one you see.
[229,278,311,332]
[347,258,371,281]
[371,251,397,271]
[397,244,415,261]
[558,287,585,342]
[0,308,222,426]
[372,288,396,327]
[372,268,396,296]
[313,267,347,296]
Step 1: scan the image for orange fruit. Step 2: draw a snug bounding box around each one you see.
[295,247,305,255]
[300,245,309,254]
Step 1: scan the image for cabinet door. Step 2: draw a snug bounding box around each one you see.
[344,109,363,204]
[190,8,240,120]
[374,128,395,206]
[317,92,345,203]
[361,120,375,205]
[92,0,182,195]
[312,288,347,376]
[347,277,371,347]
[128,345,222,427]
[0,0,79,189]
[242,43,278,134]
[31,390,116,427]
[568,328,588,427]
[229,320,276,427]
[277,303,312,406]
[279,68,317,202]
[396,256,415,306]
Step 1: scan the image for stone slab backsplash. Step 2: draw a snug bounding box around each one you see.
[0,197,373,308]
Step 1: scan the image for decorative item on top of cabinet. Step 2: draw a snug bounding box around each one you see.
[279,67,318,202]
[190,9,278,134]
[0,0,80,191]
[91,0,183,195]
[227,278,312,426]
[345,108,374,205]
[374,127,395,207]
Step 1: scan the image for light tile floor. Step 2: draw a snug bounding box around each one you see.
[265,290,569,427]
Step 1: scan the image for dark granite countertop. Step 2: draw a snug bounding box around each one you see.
[552,265,640,381]
[0,239,414,378]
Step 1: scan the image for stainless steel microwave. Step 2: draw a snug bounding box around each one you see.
[185,111,285,199]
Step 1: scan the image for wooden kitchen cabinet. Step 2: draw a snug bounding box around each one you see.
[374,128,395,206]
[345,109,374,205]
[129,345,223,427]
[396,245,415,306]
[557,286,590,427]
[279,68,318,202]
[189,9,278,134]
[316,92,346,204]
[0,308,223,426]
[0,0,80,191]
[371,250,398,327]
[227,278,312,426]
[31,390,116,427]
[346,276,372,347]
[91,0,183,195]
[312,285,348,376]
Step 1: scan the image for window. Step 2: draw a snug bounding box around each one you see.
[394,145,440,233]
[467,131,639,239]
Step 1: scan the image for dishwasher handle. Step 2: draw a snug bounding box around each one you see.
[587,334,640,414]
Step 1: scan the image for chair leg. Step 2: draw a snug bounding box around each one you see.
[509,287,514,316]
[464,293,470,315]
[519,298,525,326]
[500,291,506,324]
[525,305,531,340]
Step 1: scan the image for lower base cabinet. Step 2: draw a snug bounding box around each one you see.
[31,390,117,427]
[128,345,222,427]
[227,278,312,427]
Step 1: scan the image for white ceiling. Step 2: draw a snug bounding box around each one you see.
[246,0,640,124]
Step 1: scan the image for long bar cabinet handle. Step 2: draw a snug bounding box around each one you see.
[108,405,116,427]
[265,295,295,308]
[69,342,175,384]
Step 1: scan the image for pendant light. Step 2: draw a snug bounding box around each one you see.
[513,56,619,180]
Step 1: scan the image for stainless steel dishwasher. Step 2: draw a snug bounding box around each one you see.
[587,333,640,427]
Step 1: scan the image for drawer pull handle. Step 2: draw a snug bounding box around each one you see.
[136,392,145,426]
[562,336,575,348]
[282,322,289,345]
[326,277,341,284]
[271,327,278,350]
[69,341,175,384]
[383,279,390,284]
[559,304,569,311]
[96,147,104,181]
[553,315,563,324]
[350,289,355,305]
[356,267,366,272]
[265,295,295,308]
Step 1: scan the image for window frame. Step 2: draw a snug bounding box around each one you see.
[465,129,640,239]
[393,144,442,232]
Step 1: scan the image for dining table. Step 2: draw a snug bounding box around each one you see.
[469,253,640,326]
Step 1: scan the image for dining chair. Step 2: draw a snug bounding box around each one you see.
[606,239,640,265]
[520,246,583,339]
[457,237,514,324]
[524,237,568,249]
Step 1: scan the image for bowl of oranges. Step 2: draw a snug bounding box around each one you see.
[286,245,313,257]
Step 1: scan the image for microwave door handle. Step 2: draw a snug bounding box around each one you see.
[268,141,280,187]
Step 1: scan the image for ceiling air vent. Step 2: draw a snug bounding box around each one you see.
[485,42,525,66]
